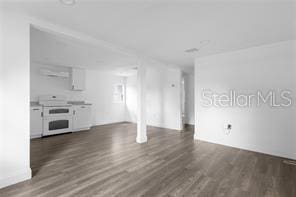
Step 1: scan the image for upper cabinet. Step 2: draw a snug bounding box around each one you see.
[71,68,85,91]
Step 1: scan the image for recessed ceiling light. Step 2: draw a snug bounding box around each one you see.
[184,48,199,53]
[60,0,76,6]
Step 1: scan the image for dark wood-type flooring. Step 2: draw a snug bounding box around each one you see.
[0,123,295,197]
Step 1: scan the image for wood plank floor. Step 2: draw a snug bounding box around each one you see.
[0,123,295,197]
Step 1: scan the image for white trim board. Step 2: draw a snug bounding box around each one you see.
[194,134,296,161]
[0,168,32,189]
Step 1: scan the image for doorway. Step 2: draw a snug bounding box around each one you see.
[182,71,195,132]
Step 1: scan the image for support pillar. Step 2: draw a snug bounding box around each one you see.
[136,65,147,143]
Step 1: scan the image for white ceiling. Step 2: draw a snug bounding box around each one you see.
[30,27,138,72]
[6,0,296,69]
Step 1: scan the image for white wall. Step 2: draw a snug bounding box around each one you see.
[0,10,31,188]
[195,40,296,160]
[30,63,81,101]
[125,63,182,130]
[83,70,126,125]
[184,73,195,125]
[30,63,126,126]
[125,75,137,123]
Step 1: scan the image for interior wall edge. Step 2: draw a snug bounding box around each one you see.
[0,168,31,189]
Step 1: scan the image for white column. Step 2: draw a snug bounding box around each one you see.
[136,65,147,143]
[194,59,199,140]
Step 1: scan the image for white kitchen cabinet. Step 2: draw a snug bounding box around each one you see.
[30,106,43,138]
[72,105,91,131]
[71,68,85,91]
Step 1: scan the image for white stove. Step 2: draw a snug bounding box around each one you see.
[39,95,73,136]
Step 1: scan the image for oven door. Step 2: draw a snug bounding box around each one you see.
[43,116,73,136]
[43,106,73,117]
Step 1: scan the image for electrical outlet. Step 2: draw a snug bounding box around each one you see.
[224,123,232,135]
[224,123,232,130]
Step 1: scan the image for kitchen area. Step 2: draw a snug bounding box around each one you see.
[29,26,134,139]
[30,67,92,138]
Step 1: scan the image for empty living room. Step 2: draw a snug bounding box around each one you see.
[0,0,295,196]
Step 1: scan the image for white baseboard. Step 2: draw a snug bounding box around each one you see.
[136,135,147,143]
[0,168,32,189]
[148,123,182,131]
[30,133,42,139]
[194,135,296,160]
[124,121,182,131]
[72,127,91,132]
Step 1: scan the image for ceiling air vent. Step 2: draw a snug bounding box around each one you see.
[184,48,199,53]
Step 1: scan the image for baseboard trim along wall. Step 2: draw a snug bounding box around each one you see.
[91,121,132,128]
[123,121,183,131]
[194,135,296,161]
[0,168,32,189]
[30,134,42,139]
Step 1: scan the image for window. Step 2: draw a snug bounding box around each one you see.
[113,84,125,103]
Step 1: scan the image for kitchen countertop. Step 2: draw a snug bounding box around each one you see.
[67,101,92,105]
[30,101,92,106]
